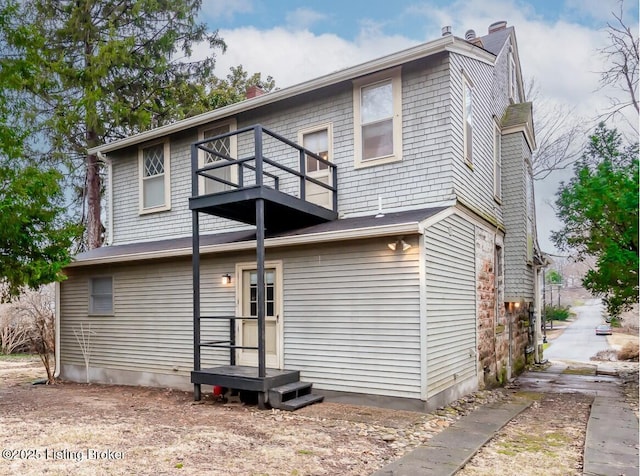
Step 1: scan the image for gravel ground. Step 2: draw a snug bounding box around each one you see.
[2,357,636,476]
[0,358,507,476]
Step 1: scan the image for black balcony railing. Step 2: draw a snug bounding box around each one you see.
[190,124,338,212]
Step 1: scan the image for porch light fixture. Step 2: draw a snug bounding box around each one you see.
[388,238,411,252]
[221,274,232,285]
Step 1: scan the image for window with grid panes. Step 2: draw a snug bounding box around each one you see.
[141,142,167,210]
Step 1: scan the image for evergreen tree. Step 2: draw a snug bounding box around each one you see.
[0,0,231,249]
[552,124,639,318]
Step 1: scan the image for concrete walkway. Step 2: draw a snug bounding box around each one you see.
[583,394,639,476]
[371,400,530,476]
[372,362,639,476]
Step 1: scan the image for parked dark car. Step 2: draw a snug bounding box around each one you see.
[595,324,612,336]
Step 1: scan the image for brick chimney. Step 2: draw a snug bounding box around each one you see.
[246,85,266,99]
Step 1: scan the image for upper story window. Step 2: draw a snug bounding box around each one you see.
[493,122,502,201]
[89,276,113,315]
[508,48,517,103]
[299,123,333,208]
[199,119,237,195]
[353,67,402,168]
[139,139,171,214]
[462,74,473,165]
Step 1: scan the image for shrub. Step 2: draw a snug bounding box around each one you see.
[617,342,639,361]
[545,305,571,322]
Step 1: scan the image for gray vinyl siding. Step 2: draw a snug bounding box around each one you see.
[59,255,237,375]
[449,53,503,224]
[502,133,534,301]
[425,214,477,398]
[283,238,422,399]
[110,55,456,245]
[60,238,422,397]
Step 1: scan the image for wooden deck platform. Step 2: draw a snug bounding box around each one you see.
[191,365,300,392]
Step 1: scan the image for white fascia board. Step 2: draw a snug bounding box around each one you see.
[88,36,495,155]
[66,221,421,267]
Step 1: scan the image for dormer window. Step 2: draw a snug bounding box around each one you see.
[353,67,402,168]
[139,139,171,214]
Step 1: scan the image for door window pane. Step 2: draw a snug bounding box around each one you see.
[303,129,329,172]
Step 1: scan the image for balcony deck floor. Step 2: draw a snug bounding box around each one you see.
[189,185,337,232]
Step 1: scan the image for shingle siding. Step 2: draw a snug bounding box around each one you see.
[110,55,456,244]
[501,132,534,300]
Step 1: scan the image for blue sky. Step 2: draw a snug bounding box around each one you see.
[196,0,639,251]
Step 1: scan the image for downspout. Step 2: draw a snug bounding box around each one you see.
[54,281,61,379]
[533,264,542,363]
[97,151,113,245]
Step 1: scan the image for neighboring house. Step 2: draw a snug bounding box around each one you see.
[57,21,544,411]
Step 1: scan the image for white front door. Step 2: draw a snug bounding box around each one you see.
[236,262,283,369]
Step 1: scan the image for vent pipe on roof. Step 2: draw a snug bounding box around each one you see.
[465,29,476,41]
[488,21,507,33]
[441,26,452,36]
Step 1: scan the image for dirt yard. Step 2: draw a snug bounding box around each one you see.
[2,357,636,476]
[0,358,506,476]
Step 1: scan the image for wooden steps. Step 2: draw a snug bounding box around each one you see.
[268,381,324,411]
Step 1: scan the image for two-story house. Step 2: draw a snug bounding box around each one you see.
[56,21,544,411]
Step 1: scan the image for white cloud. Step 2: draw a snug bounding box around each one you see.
[564,0,634,25]
[285,7,328,31]
[201,26,417,88]
[200,0,254,21]
[193,0,637,251]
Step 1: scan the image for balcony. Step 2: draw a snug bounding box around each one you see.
[189,124,338,232]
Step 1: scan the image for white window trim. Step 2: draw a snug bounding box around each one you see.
[197,118,238,195]
[508,46,517,103]
[138,138,171,214]
[353,66,402,169]
[462,72,474,167]
[493,121,502,203]
[297,122,334,168]
[88,276,114,316]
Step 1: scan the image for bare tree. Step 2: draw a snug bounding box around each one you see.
[12,286,56,383]
[0,308,32,355]
[598,1,639,132]
[73,323,96,384]
[526,79,586,180]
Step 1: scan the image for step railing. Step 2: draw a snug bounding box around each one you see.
[198,314,259,366]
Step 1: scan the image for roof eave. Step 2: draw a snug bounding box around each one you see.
[65,221,422,268]
[89,35,494,155]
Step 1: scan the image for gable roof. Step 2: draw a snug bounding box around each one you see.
[89,35,496,156]
[478,26,514,55]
